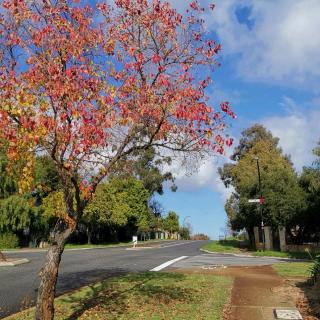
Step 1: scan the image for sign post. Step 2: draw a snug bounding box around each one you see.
[248,197,265,251]
[132,235,138,248]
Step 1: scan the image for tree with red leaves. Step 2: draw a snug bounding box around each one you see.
[0,0,235,318]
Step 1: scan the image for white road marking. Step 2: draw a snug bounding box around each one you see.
[150,256,188,272]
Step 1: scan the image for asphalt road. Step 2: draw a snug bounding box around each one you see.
[0,240,283,318]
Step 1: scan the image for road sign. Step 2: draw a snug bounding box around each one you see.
[248,199,260,203]
[132,235,138,247]
[248,197,265,204]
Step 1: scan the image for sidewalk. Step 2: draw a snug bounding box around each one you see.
[176,265,301,320]
[225,265,296,320]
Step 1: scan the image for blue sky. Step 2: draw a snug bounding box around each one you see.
[156,0,320,239]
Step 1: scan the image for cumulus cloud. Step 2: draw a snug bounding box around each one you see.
[208,0,320,89]
[169,0,320,89]
[170,156,233,201]
[263,97,320,170]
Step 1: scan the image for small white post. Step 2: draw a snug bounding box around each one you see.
[132,235,138,248]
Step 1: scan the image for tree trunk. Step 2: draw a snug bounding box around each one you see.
[87,227,92,245]
[0,250,6,261]
[34,226,73,320]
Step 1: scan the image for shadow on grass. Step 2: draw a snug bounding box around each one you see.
[61,272,191,320]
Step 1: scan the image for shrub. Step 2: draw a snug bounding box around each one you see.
[0,232,19,249]
[310,255,320,284]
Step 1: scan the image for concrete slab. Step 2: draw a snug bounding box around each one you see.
[0,258,29,267]
[274,309,303,320]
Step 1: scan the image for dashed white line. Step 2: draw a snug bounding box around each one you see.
[150,256,188,272]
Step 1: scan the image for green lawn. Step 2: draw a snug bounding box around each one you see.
[252,250,312,260]
[6,272,232,320]
[64,242,131,249]
[202,240,244,253]
[273,262,313,277]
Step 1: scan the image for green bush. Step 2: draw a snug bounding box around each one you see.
[0,232,19,249]
[310,254,320,284]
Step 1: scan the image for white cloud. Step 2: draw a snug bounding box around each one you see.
[172,0,320,90]
[167,153,234,201]
[263,97,320,170]
[223,0,320,88]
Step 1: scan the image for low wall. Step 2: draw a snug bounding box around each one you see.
[286,244,320,254]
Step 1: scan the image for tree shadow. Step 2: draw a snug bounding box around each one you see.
[61,272,192,320]
[56,267,129,293]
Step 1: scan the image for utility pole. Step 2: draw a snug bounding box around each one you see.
[255,157,265,251]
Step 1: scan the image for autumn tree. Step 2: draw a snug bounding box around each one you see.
[0,1,235,319]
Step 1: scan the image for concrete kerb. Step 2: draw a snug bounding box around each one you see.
[200,248,253,257]
[0,258,29,267]
[199,249,310,262]
[2,240,174,254]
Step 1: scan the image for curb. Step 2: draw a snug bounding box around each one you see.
[0,258,30,267]
[200,248,253,257]
[199,249,311,262]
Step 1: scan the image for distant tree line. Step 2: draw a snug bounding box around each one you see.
[0,147,188,248]
[219,124,320,246]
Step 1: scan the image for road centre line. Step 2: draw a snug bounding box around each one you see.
[150,256,189,271]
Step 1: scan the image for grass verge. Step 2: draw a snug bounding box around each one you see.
[252,250,312,260]
[272,262,313,277]
[64,242,131,249]
[202,240,244,254]
[5,272,232,320]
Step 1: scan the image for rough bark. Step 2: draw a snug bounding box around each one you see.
[0,251,6,261]
[34,224,73,320]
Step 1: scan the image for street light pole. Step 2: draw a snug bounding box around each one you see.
[183,216,191,228]
[255,157,265,251]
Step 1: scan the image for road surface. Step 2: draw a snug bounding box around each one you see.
[0,240,283,318]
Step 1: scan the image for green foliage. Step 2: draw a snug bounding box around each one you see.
[40,191,68,224]
[231,124,279,161]
[310,255,320,284]
[34,156,61,195]
[161,211,179,234]
[179,227,191,240]
[252,250,311,260]
[0,232,19,249]
[202,240,242,253]
[131,148,176,195]
[84,177,151,229]
[298,142,320,241]
[0,195,35,232]
[220,125,306,237]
